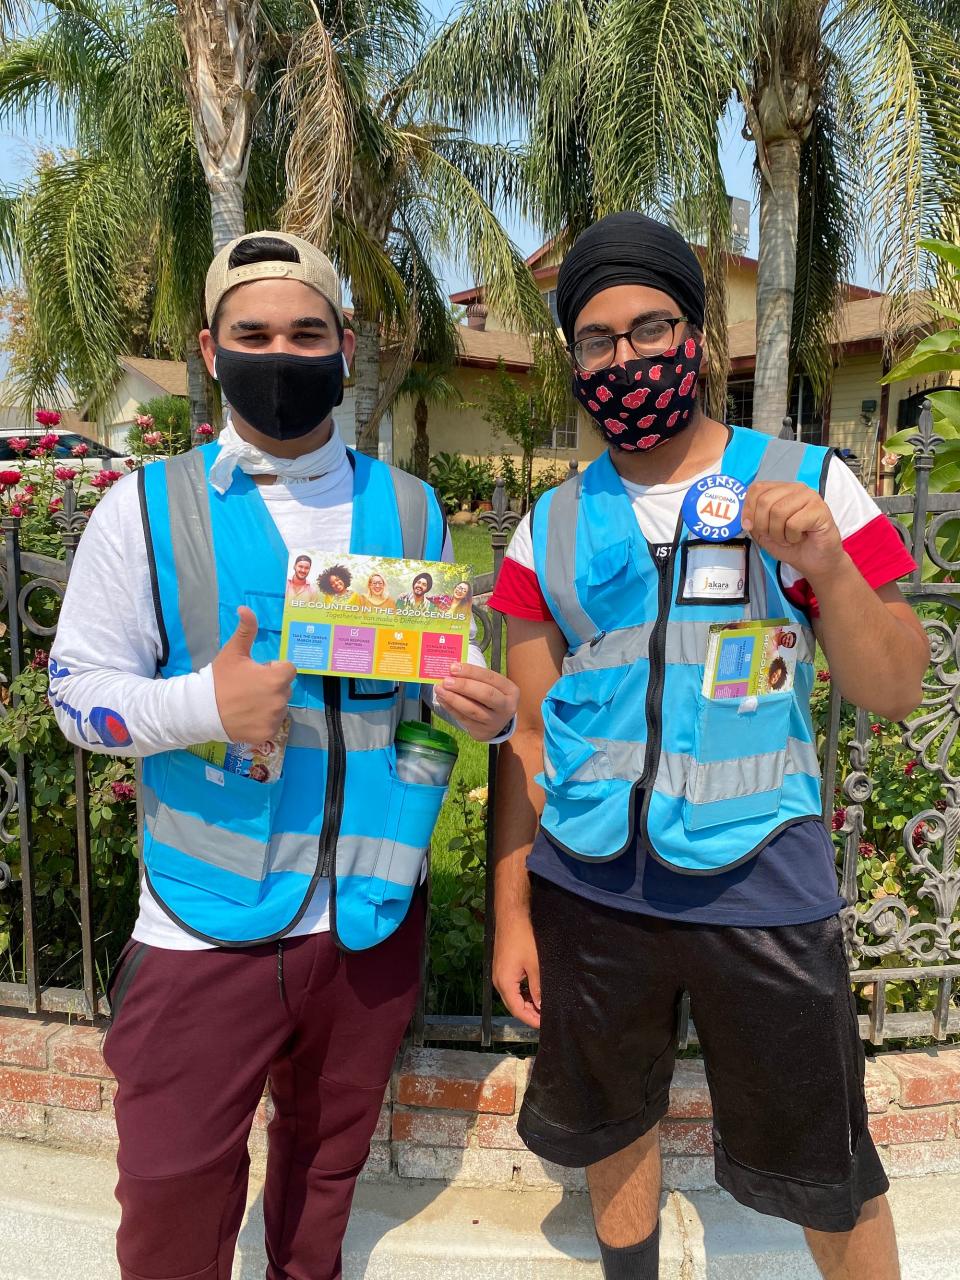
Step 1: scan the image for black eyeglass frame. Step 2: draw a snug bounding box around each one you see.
[569,316,689,372]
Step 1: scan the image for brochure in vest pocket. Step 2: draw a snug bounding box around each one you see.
[187,714,290,783]
[701,619,801,700]
[279,550,472,684]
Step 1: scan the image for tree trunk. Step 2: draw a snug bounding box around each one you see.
[412,396,430,479]
[208,182,247,253]
[186,342,214,444]
[353,304,383,458]
[753,138,803,434]
[175,1,259,253]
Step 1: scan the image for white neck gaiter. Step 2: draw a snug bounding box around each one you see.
[208,413,347,495]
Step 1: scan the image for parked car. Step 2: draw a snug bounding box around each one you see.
[0,428,122,472]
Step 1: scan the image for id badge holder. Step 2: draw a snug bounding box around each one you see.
[677,539,750,606]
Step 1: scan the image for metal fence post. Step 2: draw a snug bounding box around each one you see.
[3,513,40,1012]
[54,480,96,1018]
[478,479,520,1047]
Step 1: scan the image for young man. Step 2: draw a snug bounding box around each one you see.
[49,231,518,1280]
[489,212,928,1280]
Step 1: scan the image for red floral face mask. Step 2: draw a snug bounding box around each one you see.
[572,335,703,452]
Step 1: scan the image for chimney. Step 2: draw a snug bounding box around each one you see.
[466,303,488,332]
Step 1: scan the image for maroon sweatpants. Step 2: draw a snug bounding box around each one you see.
[102,895,425,1280]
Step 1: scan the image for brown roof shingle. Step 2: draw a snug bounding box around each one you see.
[119,356,188,397]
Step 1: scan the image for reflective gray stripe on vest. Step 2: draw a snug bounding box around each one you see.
[288,704,396,752]
[562,620,815,674]
[144,789,425,887]
[166,451,220,669]
[544,476,596,646]
[387,466,429,558]
[548,735,819,790]
[754,436,804,484]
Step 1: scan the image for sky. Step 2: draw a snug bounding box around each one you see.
[0,0,880,384]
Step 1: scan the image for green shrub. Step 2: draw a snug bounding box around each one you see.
[126,395,192,456]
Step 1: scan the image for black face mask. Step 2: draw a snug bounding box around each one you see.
[215,347,345,441]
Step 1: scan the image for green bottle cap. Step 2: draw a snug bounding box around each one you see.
[395,721,459,758]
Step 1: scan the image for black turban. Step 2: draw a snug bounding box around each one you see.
[555,211,705,345]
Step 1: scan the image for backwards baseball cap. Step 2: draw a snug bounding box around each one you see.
[204,230,344,328]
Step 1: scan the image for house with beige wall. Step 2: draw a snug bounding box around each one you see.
[444,238,945,492]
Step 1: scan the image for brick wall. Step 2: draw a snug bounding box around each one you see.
[2,1013,959,1190]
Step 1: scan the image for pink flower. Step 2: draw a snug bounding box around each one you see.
[30,435,57,456]
[14,489,33,506]
[831,807,846,832]
[0,470,21,488]
[48,497,63,513]
[110,780,136,802]
[54,466,77,482]
[34,410,61,427]
[9,503,23,517]
[196,423,214,438]
[142,431,163,447]
[134,414,155,430]
[22,483,35,495]
[8,437,29,452]
[816,669,831,683]
[858,840,876,857]
[125,457,138,471]
[29,648,49,670]
[904,760,919,776]
[70,443,89,457]
[913,821,929,848]
[89,469,123,490]
[870,723,883,736]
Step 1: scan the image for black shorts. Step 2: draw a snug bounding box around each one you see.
[518,875,889,1233]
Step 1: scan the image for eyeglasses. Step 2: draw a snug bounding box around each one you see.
[571,317,688,372]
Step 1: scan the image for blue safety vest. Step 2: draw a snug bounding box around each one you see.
[531,427,826,873]
[139,443,446,949]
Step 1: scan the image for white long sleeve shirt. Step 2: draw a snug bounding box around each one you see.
[49,429,496,949]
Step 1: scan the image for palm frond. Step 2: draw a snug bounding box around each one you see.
[790,58,863,400]
[832,0,960,339]
[279,14,353,248]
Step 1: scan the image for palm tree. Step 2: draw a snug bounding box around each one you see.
[397,360,459,479]
[278,2,556,456]
[173,0,261,250]
[0,0,287,426]
[421,0,960,434]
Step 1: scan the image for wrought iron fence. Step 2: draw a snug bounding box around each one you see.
[1,410,958,1051]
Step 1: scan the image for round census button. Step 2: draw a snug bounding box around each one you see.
[681,474,748,542]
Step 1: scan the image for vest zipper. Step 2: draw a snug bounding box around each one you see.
[318,676,346,879]
[637,542,676,840]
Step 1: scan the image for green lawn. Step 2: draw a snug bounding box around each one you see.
[429,525,499,903]
[448,523,494,577]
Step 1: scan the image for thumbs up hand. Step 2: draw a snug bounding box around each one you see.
[211,606,296,743]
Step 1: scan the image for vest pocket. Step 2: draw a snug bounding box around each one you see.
[148,749,283,905]
[541,666,630,788]
[683,693,792,832]
[366,772,448,904]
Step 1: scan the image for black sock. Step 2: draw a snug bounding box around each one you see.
[596,1222,660,1279]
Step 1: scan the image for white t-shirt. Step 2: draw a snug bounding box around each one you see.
[48,428,493,949]
[492,454,915,622]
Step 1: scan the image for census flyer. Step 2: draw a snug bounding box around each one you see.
[279,551,473,683]
[701,619,801,699]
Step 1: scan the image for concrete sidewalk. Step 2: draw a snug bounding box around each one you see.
[0,1138,957,1279]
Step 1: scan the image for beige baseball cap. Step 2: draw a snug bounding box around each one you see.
[204,230,344,328]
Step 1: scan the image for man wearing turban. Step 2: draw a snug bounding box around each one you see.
[489,212,928,1280]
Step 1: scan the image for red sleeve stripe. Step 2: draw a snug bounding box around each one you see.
[488,556,555,622]
[785,513,917,619]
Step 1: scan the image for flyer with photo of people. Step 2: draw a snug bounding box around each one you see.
[280,551,473,683]
[701,618,801,700]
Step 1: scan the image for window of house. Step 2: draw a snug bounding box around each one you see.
[542,289,559,326]
[896,385,953,431]
[726,379,754,430]
[552,405,579,450]
[789,375,823,445]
